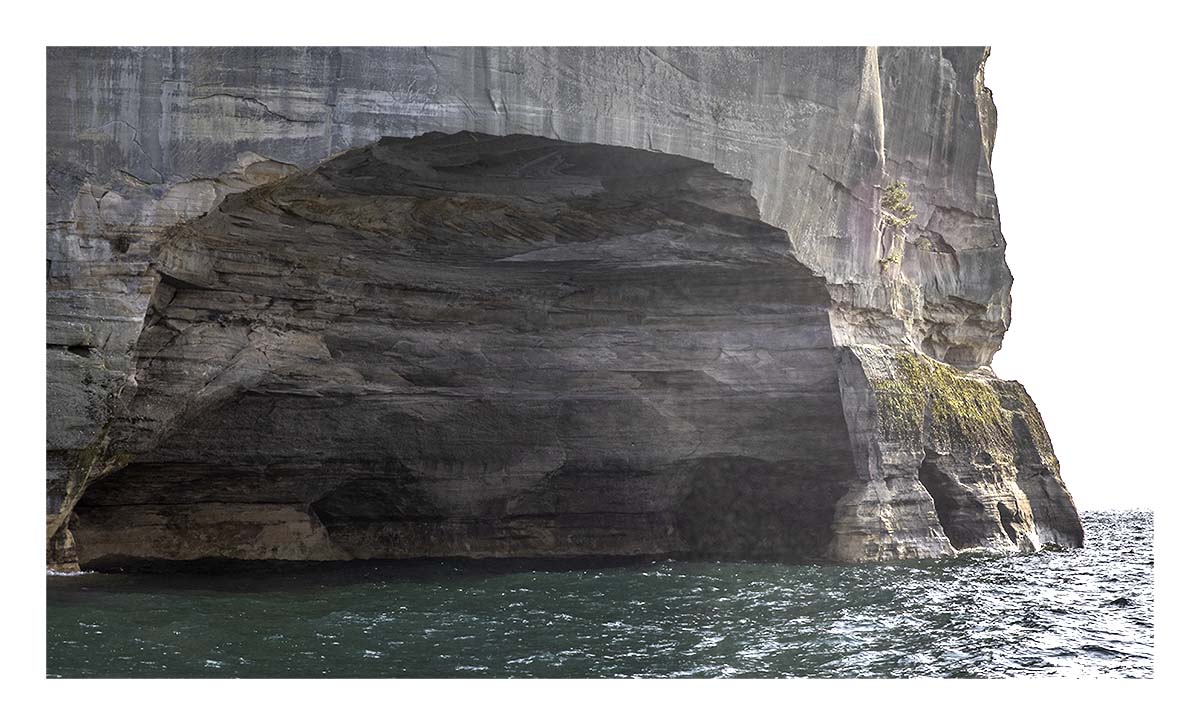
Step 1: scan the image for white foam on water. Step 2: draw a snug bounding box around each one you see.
[46,569,97,577]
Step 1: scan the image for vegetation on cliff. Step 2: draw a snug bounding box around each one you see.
[873,350,1014,452]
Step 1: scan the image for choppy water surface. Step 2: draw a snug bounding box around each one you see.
[47,510,1152,678]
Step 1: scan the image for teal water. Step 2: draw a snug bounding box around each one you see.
[46,510,1152,678]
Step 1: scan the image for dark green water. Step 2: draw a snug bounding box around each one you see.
[46,510,1152,678]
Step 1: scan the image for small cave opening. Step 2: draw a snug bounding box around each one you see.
[996,502,1020,545]
[917,451,970,549]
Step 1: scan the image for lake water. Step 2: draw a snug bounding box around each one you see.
[46,509,1152,678]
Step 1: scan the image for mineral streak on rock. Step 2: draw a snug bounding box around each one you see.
[46,47,1082,568]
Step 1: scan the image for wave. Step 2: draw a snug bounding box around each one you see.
[46,569,97,577]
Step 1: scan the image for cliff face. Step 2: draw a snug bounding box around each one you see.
[70,133,859,564]
[46,47,1081,569]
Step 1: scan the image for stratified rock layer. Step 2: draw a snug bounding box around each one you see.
[831,346,1082,561]
[46,47,1083,567]
[71,133,861,565]
[45,49,1006,409]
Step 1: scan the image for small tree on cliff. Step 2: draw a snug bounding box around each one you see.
[879,180,917,267]
[880,181,917,230]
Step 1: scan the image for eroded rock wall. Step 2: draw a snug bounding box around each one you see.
[69,133,862,566]
[830,346,1082,561]
[46,47,1081,567]
[46,48,1005,376]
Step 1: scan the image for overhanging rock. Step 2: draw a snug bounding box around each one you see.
[46,47,1083,568]
[58,133,1081,567]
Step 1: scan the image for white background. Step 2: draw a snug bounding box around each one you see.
[987,49,1178,511]
[3,0,1193,718]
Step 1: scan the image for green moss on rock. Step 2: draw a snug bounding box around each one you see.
[872,350,1014,452]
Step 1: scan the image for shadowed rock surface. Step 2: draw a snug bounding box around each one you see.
[46,47,1082,568]
[70,133,858,565]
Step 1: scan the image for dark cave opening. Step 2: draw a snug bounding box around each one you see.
[917,451,969,550]
[996,502,1021,545]
[59,132,863,567]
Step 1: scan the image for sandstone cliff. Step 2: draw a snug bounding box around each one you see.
[46,47,1082,569]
